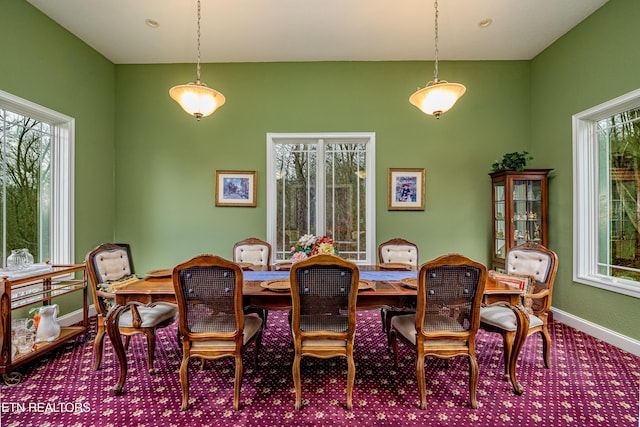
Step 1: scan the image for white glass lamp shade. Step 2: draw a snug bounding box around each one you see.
[169,82,226,120]
[409,80,466,118]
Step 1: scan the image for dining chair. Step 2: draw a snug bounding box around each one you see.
[233,237,272,326]
[480,242,558,391]
[378,238,419,344]
[85,243,178,373]
[389,253,487,409]
[233,237,272,266]
[172,254,262,411]
[289,254,360,410]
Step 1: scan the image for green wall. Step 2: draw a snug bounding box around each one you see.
[3,0,638,339]
[0,0,116,259]
[530,0,640,339]
[114,61,530,271]
[0,0,116,315]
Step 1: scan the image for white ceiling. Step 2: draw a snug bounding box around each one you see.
[26,0,608,64]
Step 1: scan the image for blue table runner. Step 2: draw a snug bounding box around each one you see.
[243,270,417,282]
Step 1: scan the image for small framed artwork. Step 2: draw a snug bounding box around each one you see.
[388,168,425,211]
[215,170,257,207]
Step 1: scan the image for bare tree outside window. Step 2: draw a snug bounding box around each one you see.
[269,134,375,264]
[1,110,51,265]
[598,107,640,281]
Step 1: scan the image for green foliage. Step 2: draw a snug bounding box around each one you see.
[491,151,533,172]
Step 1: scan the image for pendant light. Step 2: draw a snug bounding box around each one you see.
[169,0,225,121]
[409,0,466,119]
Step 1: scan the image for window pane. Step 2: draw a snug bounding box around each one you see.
[597,108,640,281]
[1,113,51,264]
[325,142,367,261]
[275,143,317,259]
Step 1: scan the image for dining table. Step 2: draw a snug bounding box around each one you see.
[105,264,528,396]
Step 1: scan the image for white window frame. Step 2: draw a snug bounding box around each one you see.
[266,132,376,265]
[573,88,640,298]
[0,89,75,266]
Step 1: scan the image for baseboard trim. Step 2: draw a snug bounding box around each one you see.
[551,307,640,356]
[58,305,97,327]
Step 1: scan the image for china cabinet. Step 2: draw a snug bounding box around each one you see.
[0,264,88,384]
[490,169,552,271]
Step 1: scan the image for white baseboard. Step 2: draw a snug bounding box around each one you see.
[552,307,640,356]
[58,305,97,327]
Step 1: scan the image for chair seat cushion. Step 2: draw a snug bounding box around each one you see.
[190,315,262,350]
[480,305,544,331]
[119,302,177,328]
[390,314,468,346]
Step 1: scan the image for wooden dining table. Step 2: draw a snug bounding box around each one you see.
[105,265,528,396]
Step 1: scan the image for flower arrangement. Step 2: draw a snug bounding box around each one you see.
[290,234,338,263]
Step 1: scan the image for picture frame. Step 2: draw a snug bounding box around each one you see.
[215,170,257,207]
[388,168,425,211]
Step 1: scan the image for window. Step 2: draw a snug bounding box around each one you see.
[573,88,640,298]
[267,133,376,264]
[0,90,74,266]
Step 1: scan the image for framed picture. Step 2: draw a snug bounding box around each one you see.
[388,168,425,211]
[215,170,257,207]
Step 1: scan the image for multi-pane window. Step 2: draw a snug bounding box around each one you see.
[574,89,640,298]
[267,133,376,264]
[0,90,74,267]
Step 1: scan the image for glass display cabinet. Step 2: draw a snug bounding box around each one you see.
[490,169,552,271]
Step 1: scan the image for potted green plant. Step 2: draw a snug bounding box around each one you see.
[491,151,533,172]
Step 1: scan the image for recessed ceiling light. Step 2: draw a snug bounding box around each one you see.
[145,19,159,29]
[479,18,493,28]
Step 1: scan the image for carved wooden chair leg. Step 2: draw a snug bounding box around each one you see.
[416,352,427,410]
[124,335,132,350]
[233,354,243,410]
[293,352,302,410]
[145,330,157,374]
[541,328,552,369]
[346,352,355,410]
[93,321,106,371]
[179,353,190,411]
[468,355,479,409]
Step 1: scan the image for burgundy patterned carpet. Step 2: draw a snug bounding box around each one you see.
[1,310,638,427]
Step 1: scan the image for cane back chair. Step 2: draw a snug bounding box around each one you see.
[289,254,360,410]
[172,254,262,411]
[390,253,487,409]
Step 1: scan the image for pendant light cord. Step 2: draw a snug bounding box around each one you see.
[433,0,439,82]
[196,0,202,83]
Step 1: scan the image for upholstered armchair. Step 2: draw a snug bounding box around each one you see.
[378,238,419,343]
[233,237,271,325]
[378,238,419,266]
[233,237,272,266]
[480,242,558,393]
[85,243,178,374]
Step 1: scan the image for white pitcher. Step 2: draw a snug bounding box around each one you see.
[35,304,61,343]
